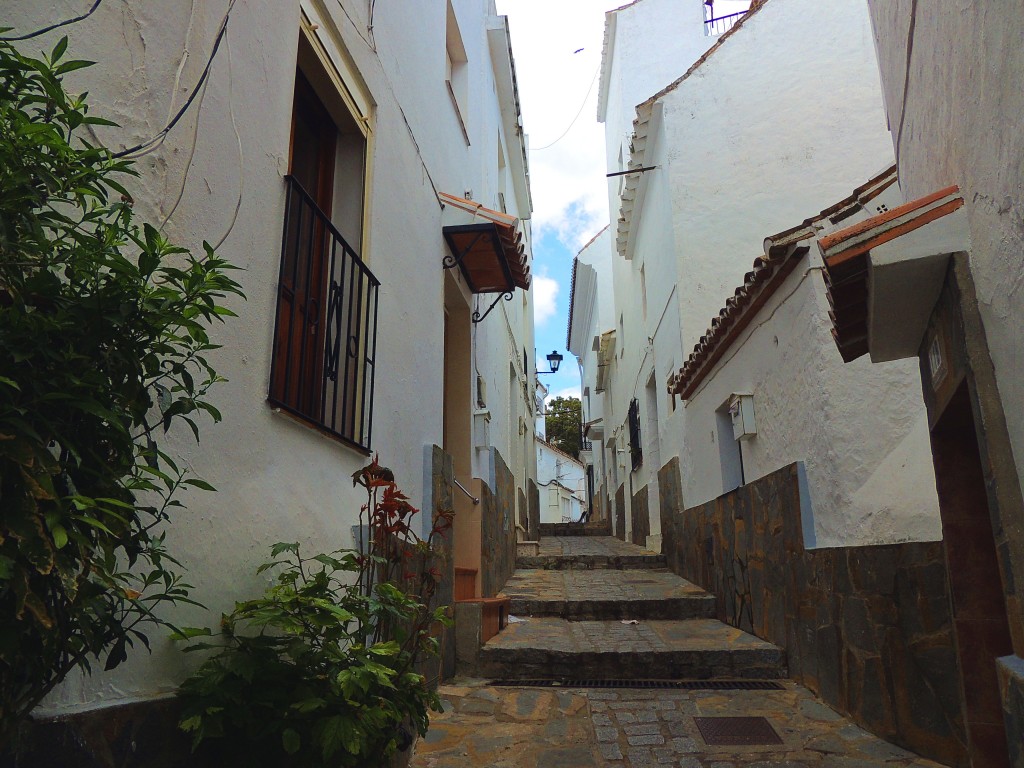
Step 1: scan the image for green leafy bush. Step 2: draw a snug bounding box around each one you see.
[0,34,242,743]
[177,459,453,767]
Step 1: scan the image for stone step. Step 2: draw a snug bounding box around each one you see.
[477,618,787,681]
[502,568,716,621]
[521,535,665,571]
[516,552,667,571]
[538,521,612,537]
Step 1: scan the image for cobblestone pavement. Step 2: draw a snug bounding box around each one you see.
[410,678,945,767]
[537,537,660,558]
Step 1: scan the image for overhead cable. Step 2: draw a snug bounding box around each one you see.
[113,0,236,159]
[0,0,103,42]
[529,65,599,152]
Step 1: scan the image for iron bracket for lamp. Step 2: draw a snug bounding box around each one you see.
[472,291,513,324]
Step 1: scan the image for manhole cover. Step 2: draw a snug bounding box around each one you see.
[694,716,783,746]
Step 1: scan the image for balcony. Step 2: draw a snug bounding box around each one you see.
[269,176,380,451]
[703,1,750,36]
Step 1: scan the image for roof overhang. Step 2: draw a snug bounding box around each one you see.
[567,260,598,357]
[819,186,969,363]
[486,16,533,217]
[440,192,531,294]
[666,165,901,399]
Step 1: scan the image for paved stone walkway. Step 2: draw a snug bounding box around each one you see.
[417,534,942,766]
[410,678,945,767]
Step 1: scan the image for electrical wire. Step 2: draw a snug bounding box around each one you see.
[113,0,236,159]
[335,0,374,51]
[157,74,209,230]
[212,30,244,251]
[529,65,600,152]
[0,0,103,41]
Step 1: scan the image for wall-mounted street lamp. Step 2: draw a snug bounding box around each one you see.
[537,350,563,374]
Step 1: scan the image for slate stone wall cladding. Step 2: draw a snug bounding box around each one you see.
[480,449,517,597]
[427,445,457,682]
[670,462,969,768]
[999,657,1024,768]
[527,479,540,542]
[658,457,684,557]
[615,484,626,541]
[630,485,650,547]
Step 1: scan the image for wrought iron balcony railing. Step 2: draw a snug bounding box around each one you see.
[704,9,746,36]
[269,176,380,451]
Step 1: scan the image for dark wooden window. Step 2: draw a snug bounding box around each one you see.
[269,70,379,451]
[628,398,643,471]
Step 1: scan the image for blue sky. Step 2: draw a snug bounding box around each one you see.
[495,1,618,402]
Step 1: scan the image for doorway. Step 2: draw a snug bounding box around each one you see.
[930,380,1013,768]
[443,273,479,596]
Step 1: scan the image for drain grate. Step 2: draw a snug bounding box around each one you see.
[486,679,784,691]
[694,716,783,746]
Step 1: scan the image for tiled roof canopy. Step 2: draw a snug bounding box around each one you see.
[440,192,530,293]
[819,186,965,362]
[667,166,900,398]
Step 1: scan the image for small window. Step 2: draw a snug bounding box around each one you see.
[627,398,643,471]
[269,30,378,451]
[446,2,469,139]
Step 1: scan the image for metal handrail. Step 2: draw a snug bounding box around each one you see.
[453,477,480,505]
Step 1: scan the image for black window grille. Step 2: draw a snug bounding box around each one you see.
[628,398,643,471]
[269,176,380,452]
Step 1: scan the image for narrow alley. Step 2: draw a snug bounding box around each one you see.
[2,1,1022,766]
[412,526,944,767]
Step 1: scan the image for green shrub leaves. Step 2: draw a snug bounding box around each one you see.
[0,35,242,743]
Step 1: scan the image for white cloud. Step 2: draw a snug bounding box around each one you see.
[496,0,620,250]
[532,272,559,326]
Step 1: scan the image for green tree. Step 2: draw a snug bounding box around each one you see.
[545,396,582,457]
[0,34,243,743]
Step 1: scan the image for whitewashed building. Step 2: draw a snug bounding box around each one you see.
[566,226,614,523]
[585,0,939,549]
[535,438,587,525]
[6,0,537,750]
[821,4,1024,764]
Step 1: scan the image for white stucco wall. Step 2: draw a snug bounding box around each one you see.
[864,0,1024,498]
[655,0,894,354]
[680,251,942,547]
[599,0,716,219]
[536,441,587,524]
[591,0,941,551]
[6,0,535,715]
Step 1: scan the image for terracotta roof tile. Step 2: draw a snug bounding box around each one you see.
[819,185,964,362]
[667,166,899,398]
[440,192,531,291]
